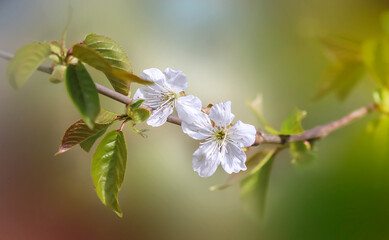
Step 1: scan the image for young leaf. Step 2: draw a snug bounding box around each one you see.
[92,130,127,217]
[362,39,389,87]
[280,108,307,135]
[6,42,51,89]
[84,34,132,73]
[240,150,277,218]
[129,108,150,124]
[130,99,145,110]
[290,141,316,165]
[319,36,361,62]
[49,65,67,83]
[65,62,100,129]
[373,88,389,113]
[210,148,277,191]
[56,109,118,155]
[72,44,150,95]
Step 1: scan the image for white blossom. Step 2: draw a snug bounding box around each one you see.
[181,101,257,177]
[134,68,201,127]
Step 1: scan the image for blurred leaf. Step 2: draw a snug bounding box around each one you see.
[56,109,117,155]
[72,43,150,96]
[240,149,277,218]
[315,61,365,100]
[210,148,277,191]
[381,11,389,35]
[6,42,51,89]
[373,88,389,113]
[49,65,66,83]
[319,36,361,62]
[290,141,316,165]
[247,94,279,134]
[362,39,389,87]
[130,99,145,110]
[128,122,149,138]
[92,130,127,217]
[65,62,100,129]
[280,108,307,135]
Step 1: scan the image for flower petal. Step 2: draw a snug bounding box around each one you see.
[181,112,213,140]
[141,68,166,83]
[133,81,169,109]
[193,141,221,177]
[146,104,174,127]
[176,95,203,123]
[221,142,247,174]
[163,68,188,92]
[209,101,235,127]
[228,120,257,147]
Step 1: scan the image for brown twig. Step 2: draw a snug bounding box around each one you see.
[0,50,377,146]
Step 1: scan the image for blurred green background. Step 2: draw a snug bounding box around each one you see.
[1,0,389,239]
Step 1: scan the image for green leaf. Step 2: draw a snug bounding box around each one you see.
[72,43,150,95]
[314,61,365,100]
[280,108,307,135]
[130,99,145,110]
[362,39,389,87]
[240,149,277,218]
[290,141,316,165]
[65,62,100,129]
[56,109,118,155]
[210,148,277,191]
[80,128,107,152]
[49,41,63,63]
[129,108,150,124]
[84,34,132,72]
[92,130,127,217]
[6,42,51,89]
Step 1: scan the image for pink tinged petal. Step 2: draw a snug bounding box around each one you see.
[193,142,221,177]
[228,121,257,147]
[146,104,174,127]
[209,101,235,127]
[141,68,166,83]
[176,95,203,123]
[181,112,213,140]
[221,142,247,174]
[163,68,188,92]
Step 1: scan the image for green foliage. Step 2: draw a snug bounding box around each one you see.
[72,40,150,96]
[6,42,51,89]
[56,109,118,154]
[65,62,100,129]
[290,141,316,165]
[280,108,306,135]
[240,149,277,218]
[247,94,279,134]
[92,130,127,217]
[362,39,389,87]
[381,11,389,35]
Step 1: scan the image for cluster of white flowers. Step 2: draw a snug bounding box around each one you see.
[134,68,257,177]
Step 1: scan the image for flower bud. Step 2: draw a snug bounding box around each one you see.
[49,65,67,83]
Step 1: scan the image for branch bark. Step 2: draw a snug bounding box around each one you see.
[0,50,377,146]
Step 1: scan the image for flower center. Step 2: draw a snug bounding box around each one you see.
[215,130,225,141]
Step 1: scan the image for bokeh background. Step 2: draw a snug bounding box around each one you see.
[1,0,389,239]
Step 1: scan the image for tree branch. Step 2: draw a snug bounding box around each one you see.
[0,50,377,146]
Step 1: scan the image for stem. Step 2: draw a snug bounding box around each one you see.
[118,118,130,132]
[0,50,378,146]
